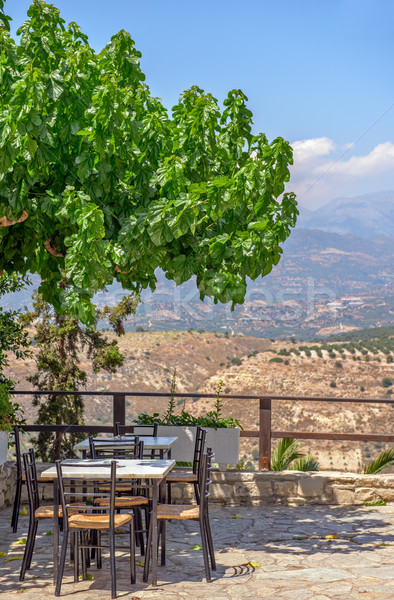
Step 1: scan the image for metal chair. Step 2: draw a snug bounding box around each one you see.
[115,422,161,458]
[88,435,143,460]
[55,459,136,599]
[115,422,158,436]
[166,426,206,503]
[143,448,216,583]
[19,449,85,581]
[89,436,150,555]
[11,426,52,533]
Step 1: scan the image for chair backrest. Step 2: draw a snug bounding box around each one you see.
[88,435,144,459]
[115,422,158,437]
[56,459,117,530]
[22,449,40,514]
[198,447,214,512]
[193,427,207,475]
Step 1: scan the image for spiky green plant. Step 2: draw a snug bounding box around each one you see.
[270,438,305,471]
[363,448,394,474]
[162,368,177,423]
[290,456,320,471]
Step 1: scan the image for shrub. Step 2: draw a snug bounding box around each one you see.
[382,378,393,388]
[335,361,343,368]
[363,448,394,474]
[136,325,144,332]
[230,357,242,366]
[330,381,337,388]
[290,455,320,471]
[271,438,304,471]
[269,357,284,363]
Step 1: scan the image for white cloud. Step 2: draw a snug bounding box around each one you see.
[317,141,394,177]
[288,138,394,206]
[292,137,336,164]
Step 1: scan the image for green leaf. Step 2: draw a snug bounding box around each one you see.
[136,560,144,567]
[5,556,23,562]
[0,552,7,557]
[192,544,202,550]
[14,538,27,545]
[364,449,394,474]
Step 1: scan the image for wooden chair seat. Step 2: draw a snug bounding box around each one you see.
[99,483,132,493]
[166,472,198,483]
[94,496,149,508]
[35,503,86,520]
[157,504,200,520]
[21,475,53,483]
[68,512,132,530]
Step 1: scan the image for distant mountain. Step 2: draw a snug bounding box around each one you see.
[2,228,393,338]
[298,191,394,238]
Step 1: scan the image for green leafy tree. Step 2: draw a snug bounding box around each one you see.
[0,272,31,430]
[0,1,297,325]
[24,292,138,460]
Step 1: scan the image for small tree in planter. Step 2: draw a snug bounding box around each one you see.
[136,373,241,465]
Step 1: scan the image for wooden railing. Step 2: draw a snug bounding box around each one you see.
[14,391,394,469]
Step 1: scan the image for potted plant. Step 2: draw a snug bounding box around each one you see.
[0,379,25,464]
[135,373,241,468]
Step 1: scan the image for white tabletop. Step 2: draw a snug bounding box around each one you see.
[41,458,175,480]
[74,436,178,452]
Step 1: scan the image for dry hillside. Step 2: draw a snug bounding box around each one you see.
[6,330,393,472]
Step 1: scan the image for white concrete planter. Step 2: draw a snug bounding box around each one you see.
[0,431,8,465]
[157,425,240,468]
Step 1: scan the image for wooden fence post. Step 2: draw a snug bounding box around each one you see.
[259,398,271,470]
[113,393,126,433]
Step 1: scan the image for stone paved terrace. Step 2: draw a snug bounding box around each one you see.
[0,504,393,600]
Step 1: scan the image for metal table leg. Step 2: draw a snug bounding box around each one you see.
[53,479,59,585]
[151,479,158,586]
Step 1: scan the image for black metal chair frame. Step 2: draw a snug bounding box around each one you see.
[55,459,136,599]
[11,424,117,533]
[88,435,143,460]
[19,449,60,581]
[115,422,158,436]
[144,447,216,583]
[89,436,150,555]
[167,426,206,504]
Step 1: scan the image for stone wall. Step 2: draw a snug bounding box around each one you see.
[167,469,394,506]
[1,462,393,510]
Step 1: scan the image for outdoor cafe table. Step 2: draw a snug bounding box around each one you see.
[40,458,175,587]
[74,436,178,459]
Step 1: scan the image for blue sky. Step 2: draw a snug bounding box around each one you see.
[7,0,394,207]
